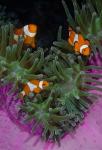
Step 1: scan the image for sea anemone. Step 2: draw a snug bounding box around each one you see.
[20,35,102,143]
[0,0,102,145]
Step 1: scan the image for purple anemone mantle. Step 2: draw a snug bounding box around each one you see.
[0,84,42,135]
[0,52,102,150]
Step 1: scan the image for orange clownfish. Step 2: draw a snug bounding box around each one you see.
[20,80,49,97]
[68,27,91,56]
[14,24,37,48]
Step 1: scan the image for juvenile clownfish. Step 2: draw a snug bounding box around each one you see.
[20,80,49,97]
[14,24,37,48]
[68,27,91,56]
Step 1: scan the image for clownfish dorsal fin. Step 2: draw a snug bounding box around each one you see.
[78,34,85,44]
[84,39,90,46]
[30,80,39,86]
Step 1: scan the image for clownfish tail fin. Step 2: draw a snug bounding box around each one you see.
[68,26,73,31]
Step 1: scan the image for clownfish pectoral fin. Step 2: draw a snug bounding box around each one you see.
[74,41,80,53]
[31,38,36,48]
[30,80,39,86]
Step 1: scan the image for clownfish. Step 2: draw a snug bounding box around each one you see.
[14,24,37,48]
[20,80,49,97]
[68,27,91,56]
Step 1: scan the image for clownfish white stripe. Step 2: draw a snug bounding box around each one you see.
[21,91,25,96]
[73,34,78,44]
[23,25,36,37]
[80,45,89,54]
[39,81,44,89]
[27,82,37,91]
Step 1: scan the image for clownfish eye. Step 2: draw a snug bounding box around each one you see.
[43,83,46,86]
[83,49,87,52]
[43,82,49,87]
[29,24,37,32]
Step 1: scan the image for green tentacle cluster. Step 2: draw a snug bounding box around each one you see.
[20,42,102,142]
[20,30,102,142]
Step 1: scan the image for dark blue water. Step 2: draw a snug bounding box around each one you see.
[0,0,84,47]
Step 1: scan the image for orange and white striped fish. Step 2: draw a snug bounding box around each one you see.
[14,24,37,48]
[68,27,91,56]
[20,80,49,97]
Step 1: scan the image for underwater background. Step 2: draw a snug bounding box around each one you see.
[0,0,102,150]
